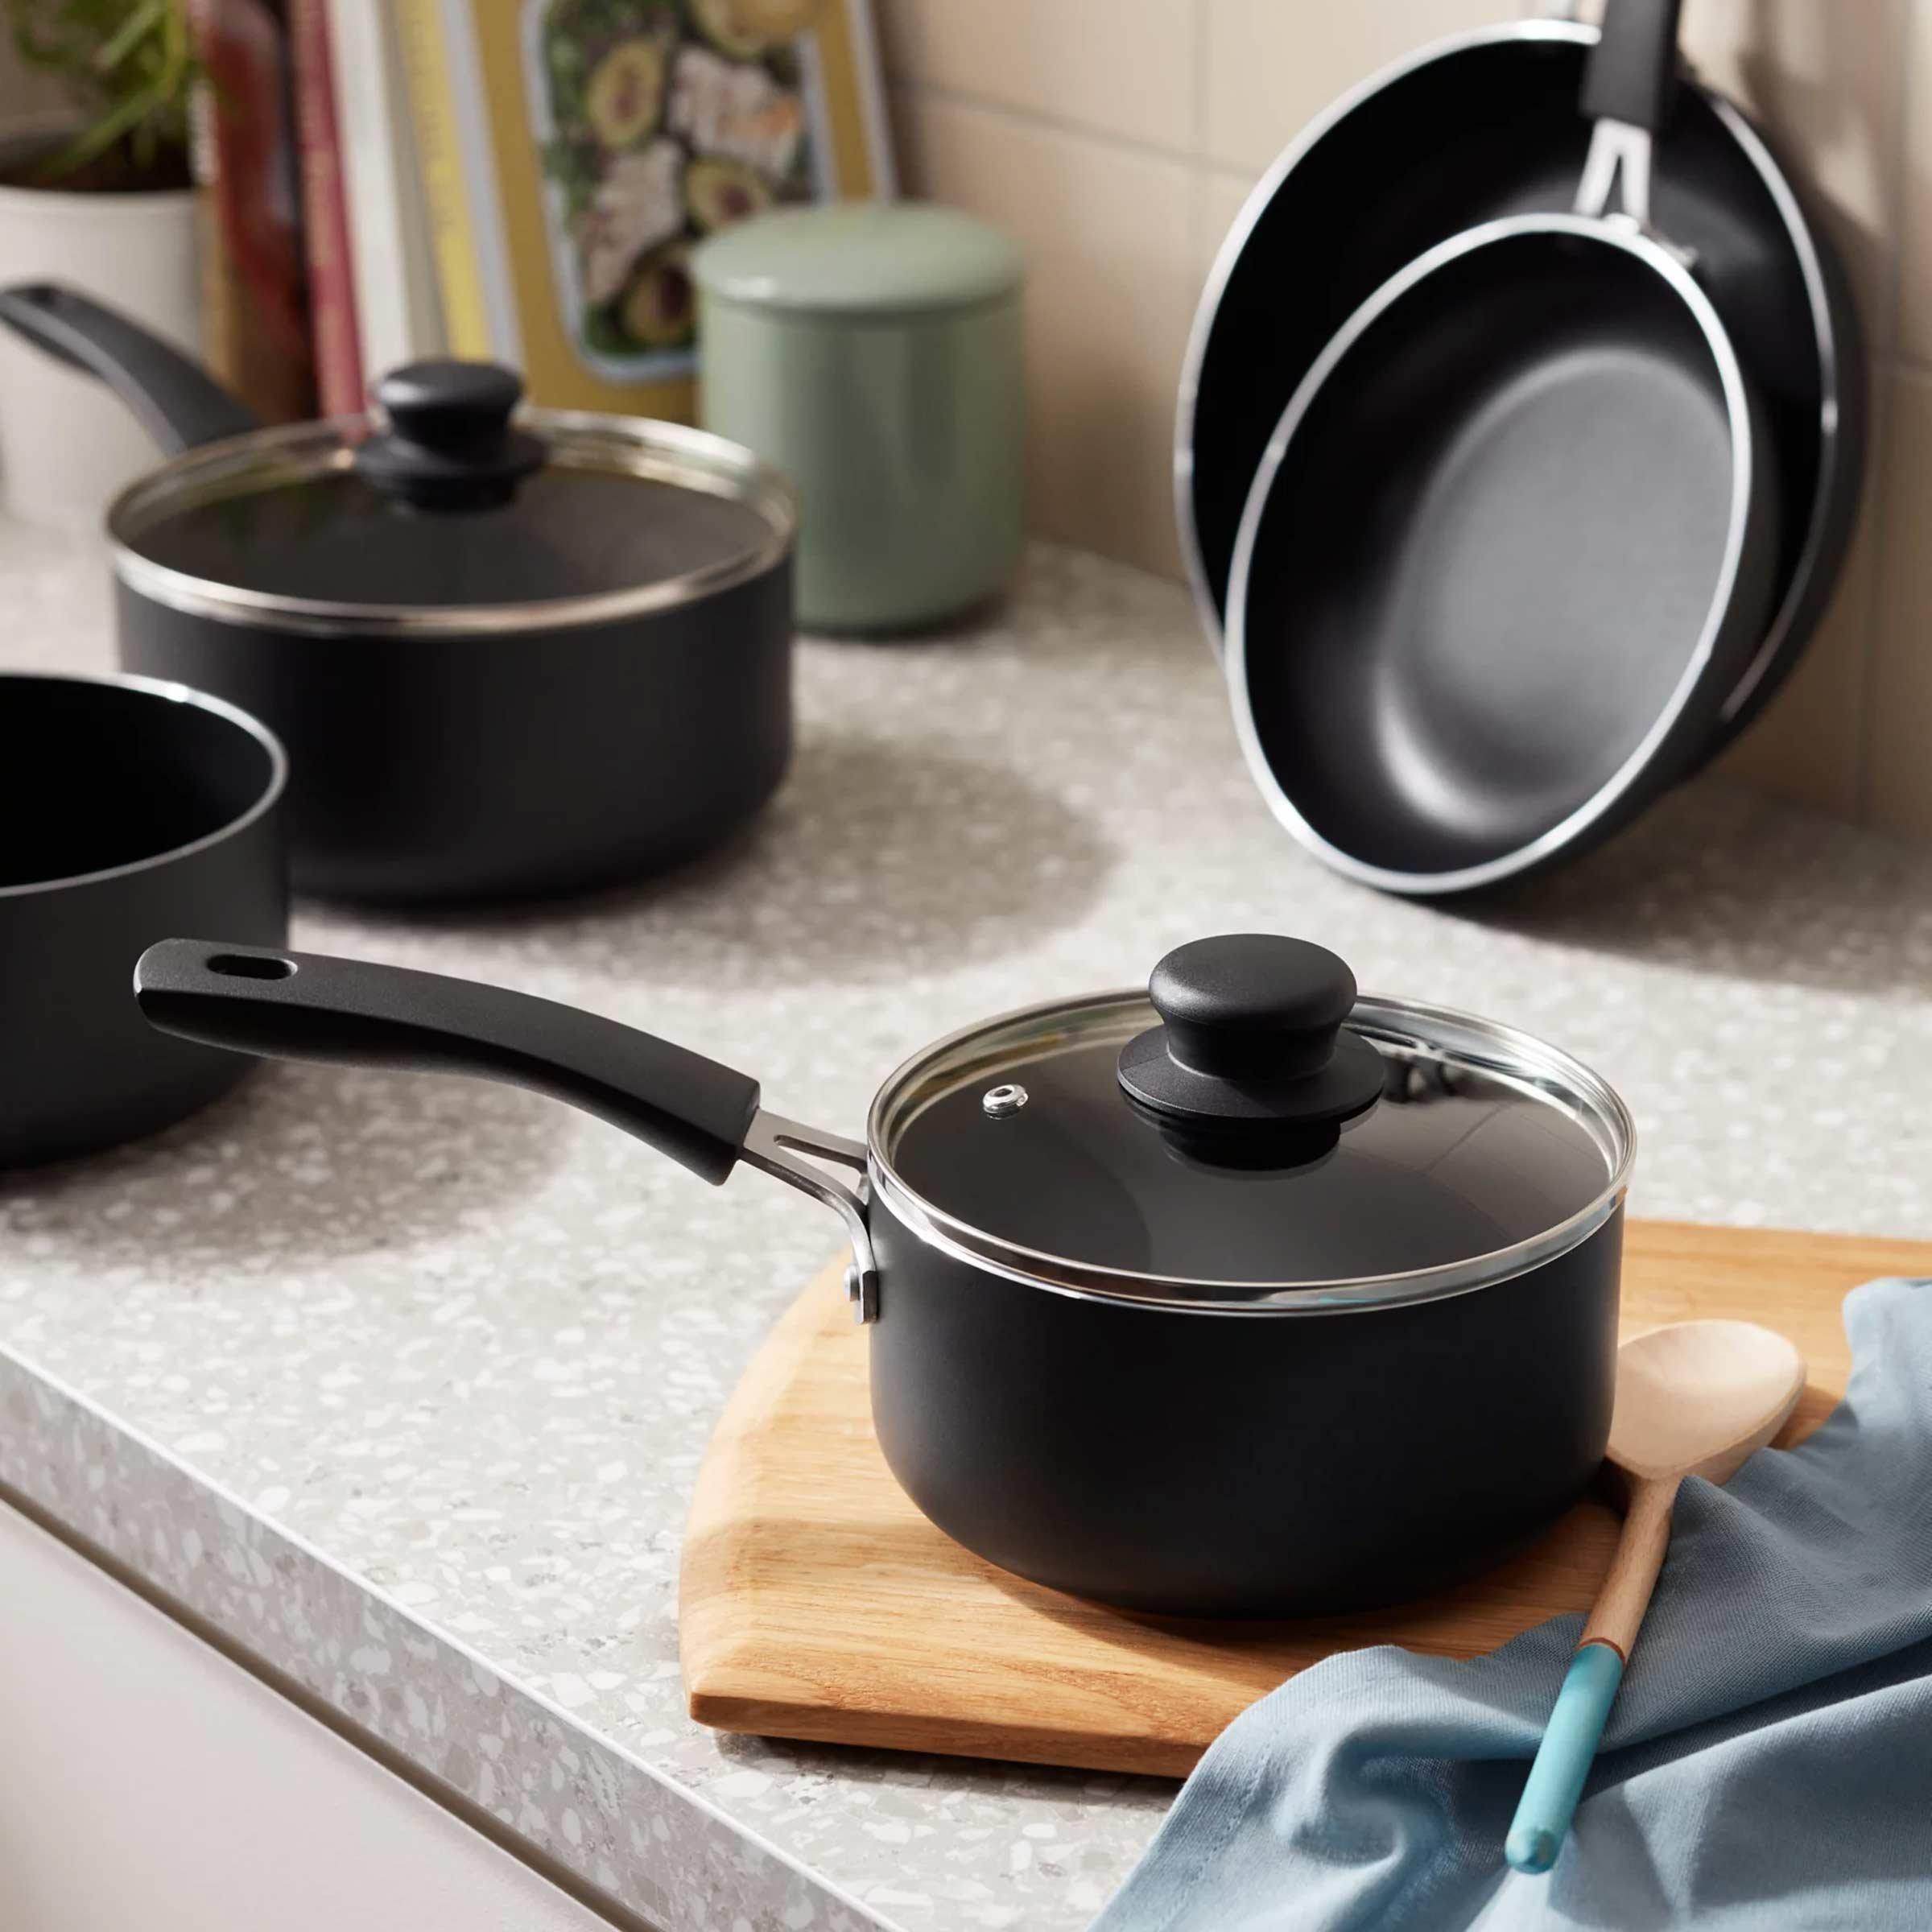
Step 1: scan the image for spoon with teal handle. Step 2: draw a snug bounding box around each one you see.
[1505,1318,1806,1875]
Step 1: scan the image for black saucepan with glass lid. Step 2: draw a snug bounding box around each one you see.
[134,931,1633,1616]
[0,283,794,906]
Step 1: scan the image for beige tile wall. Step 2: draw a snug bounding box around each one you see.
[879,0,1932,837]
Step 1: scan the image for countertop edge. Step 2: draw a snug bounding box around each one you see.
[0,1337,894,1932]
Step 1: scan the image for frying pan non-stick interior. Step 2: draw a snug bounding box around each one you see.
[1183,22,1858,755]
[1230,221,1777,891]
[1185,30,1590,630]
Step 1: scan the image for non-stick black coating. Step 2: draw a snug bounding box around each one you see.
[0,676,286,1167]
[1184,26,1862,757]
[1237,226,1778,885]
[868,1195,1623,1617]
[118,554,792,905]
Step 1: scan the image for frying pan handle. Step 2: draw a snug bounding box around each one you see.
[0,283,260,454]
[134,940,762,1187]
[1581,0,1684,134]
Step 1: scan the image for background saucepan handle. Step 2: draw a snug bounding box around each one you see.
[134,939,762,1187]
[0,283,261,454]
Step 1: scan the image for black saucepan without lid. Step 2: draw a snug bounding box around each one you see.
[1,671,286,1167]
[0,283,795,906]
[135,931,1633,1616]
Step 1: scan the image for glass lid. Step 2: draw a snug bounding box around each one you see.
[869,935,1633,1312]
[106,363,792,632]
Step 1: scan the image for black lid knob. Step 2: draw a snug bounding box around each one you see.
[1117,934,1384,1160]
[355,361,547,511]
[1149,935,1356,1080]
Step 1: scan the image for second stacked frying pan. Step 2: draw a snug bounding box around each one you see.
[1181,4,1861,894]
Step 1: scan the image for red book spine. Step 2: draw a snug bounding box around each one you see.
[188,0,316,423]
[290,0,363,417]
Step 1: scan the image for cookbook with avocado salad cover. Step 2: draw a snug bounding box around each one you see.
[397,0,894,419]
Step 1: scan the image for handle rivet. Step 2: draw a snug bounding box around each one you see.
[981,1083,1029,1118]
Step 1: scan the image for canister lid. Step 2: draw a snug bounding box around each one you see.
[692,201,1023,319]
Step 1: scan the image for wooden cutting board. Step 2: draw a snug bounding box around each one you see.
[680,1220,1932,1777]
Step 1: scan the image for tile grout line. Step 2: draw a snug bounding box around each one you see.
[1853,0,1921,828]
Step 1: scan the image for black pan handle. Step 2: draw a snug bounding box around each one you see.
[1582,0,1684,133]
[0,283,260,454]
[134,940,761,1187]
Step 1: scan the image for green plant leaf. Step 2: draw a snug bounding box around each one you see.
[2,0,195,184]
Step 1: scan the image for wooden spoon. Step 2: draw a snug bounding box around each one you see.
[1505,1319,1806,1874]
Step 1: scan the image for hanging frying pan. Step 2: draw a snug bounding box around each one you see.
[1223,0,1780,895]
[1178,10,1861,758]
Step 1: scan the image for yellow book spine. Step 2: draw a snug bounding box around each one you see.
[393,0,492,358]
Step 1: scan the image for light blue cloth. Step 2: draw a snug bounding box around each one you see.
[1093,1276,1932,1931]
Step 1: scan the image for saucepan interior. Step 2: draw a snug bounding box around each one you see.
[0,673,287,1170]
[0,671,283,890]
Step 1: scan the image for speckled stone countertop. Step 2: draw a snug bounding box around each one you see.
[2,520,1930,1930]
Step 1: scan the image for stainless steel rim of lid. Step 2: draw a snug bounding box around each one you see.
[104,408,798,638]
[1222,212,1759,898]
[863,989,1637,1315]
[1173,14,1848,753]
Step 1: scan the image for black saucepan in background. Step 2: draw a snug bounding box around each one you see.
[0,284,796,908]
[134,931,1633,1617]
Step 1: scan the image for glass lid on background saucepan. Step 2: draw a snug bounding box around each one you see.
[106,364,794,628]
[869,935,1634,1311]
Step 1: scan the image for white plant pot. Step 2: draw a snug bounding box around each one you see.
[0,121,200,535]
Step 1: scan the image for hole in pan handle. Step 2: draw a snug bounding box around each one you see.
[205,952,296,981]
[132,938,766,1188]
